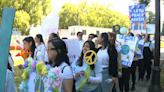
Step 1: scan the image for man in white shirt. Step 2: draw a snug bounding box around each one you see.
[77,32,85,51]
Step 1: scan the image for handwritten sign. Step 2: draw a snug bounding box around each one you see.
[0,7,16,92]
[63,39,81,64]
[116,34,138,67]
[129,4,146,31]
[136,38,145,58]
[142,24,155,34]
[41,17,59,37]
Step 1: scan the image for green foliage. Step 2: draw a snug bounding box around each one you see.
[146,11,155,24]
[58,1,130,32]
[133,0,150,7]
[162,22,164,36]
[0,0,52,35]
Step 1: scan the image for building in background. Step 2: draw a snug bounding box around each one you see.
[68,25,112,40]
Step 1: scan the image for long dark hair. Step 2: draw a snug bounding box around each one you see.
[36,34,44,43]
[23,37,36,58]
[76,41,96,69]
[101,33,110,48]
[50,33,59,38]
[48,38,70,67]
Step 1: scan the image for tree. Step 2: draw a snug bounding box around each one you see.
[133,0,151,7]
[146,11,155,24]
[0,0,52,35]
[58,1,130,31]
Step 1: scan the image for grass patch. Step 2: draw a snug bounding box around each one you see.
[14,59,24,66]
[10,50,21,53]
[14,66,23,91]
[161,41,164,48]
[161,68,164,89]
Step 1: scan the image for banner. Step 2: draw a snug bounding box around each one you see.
[41,17,59,37]
[142,24,155,34]
[63,39,81,64]
[136,38,145,58]
[116,34,138,67]
[129,4,146,31]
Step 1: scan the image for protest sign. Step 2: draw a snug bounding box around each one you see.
[142,24,155,34]
[41,17,59,37]
[0,7,15,92]
[63,39,81,64]
[129,4,146,31]
[116,34,138,67]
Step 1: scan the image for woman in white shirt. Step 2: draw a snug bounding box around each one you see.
[47,37,73,92]
[34,34,46,60]
[97,33,118,92]
[5,57,17,92]
[71,41,103,92]
[18,37,44,69]
[44,33,59,64]
[141,35,155,82]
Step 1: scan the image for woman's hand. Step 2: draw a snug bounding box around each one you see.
[80,71,85,76]
[75,72,80,78]
[118,72,122,78]
[112,77,117,83]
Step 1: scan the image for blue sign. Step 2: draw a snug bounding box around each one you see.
[119,34,135,41]
[129,4,146,30]
[0,7,16,92]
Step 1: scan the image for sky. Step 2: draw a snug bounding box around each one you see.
[47,0,159,18]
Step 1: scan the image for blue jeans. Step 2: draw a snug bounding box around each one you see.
[78,87,98,92]
[97,68,114,92]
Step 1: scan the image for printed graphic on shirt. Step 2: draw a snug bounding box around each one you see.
[136,38,145,58]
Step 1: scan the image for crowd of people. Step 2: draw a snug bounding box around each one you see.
[5,27,155,92]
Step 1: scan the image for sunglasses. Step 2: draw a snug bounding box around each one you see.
[78,35,82,36]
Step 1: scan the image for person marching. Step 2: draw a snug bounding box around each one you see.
[141,33,155,82]
[71,41,103,92]
[107,32,122,92]
[47,37,73,92]
[44,33,59,64]
[96,33,118,92]
[34,34,46,60]
[18,37,44,69]
[5,54,17,92]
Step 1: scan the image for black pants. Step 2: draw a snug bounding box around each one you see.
[119,68,130,92]
[141,58,152,80]
[138,59,144,81]
[130,61,138,86]
[112,83,117,92]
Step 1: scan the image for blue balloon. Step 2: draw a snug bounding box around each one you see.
[120,27,127,35]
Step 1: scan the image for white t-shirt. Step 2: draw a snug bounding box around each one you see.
[144,42,155,51]
[59,62,73,92]
[33,48,44,62]
[5,69,17,92]
[97,47,109,68]
[79,40,85,51]
[37,44,46,60]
